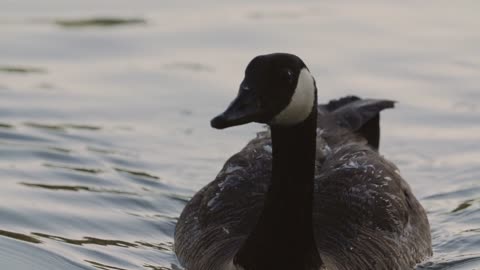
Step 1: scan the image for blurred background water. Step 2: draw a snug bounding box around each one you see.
[0,0,479,269]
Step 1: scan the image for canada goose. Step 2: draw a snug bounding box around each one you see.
[174,53,432,270]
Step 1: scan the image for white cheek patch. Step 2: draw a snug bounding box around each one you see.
[272,68,316,126]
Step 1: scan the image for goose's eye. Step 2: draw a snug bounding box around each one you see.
[240,82,251,91]
[282,69,294,84]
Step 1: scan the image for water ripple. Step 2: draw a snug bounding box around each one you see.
[1,1,479,269]
[44,163,104,174]
[32,233,138,248]
[84,260,129,270]
[0,229,41,244]
[417,255,480,269]
[114,168,160,180]
[54,17,146,28]
[19,182,138,196]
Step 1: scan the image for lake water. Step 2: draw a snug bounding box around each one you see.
[0,1,479,269]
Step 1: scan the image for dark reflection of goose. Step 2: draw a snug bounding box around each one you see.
[174,53,432,270]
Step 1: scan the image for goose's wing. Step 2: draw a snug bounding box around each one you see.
[318,96,395,150]
[174,133,272,270]
[313,144,431,270]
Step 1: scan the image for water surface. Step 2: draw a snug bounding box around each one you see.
[1,1,479,269]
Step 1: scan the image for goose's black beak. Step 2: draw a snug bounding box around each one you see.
[211,89,264,129]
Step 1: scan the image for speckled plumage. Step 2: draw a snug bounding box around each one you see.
[175,98,432,270]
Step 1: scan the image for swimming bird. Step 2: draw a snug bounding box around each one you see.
[174,53,432,270]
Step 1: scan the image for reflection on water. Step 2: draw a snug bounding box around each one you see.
[114,168,160,180]
[451,199,476,213]
[0,230,42,244]
[0,123,13,128]
[24,123,102,131]
[20,182,138,195]
[54,18,146,28]
[162,62,214,73]
[31,233,142,248]
[0,66,46,74]
[85,260,129,270]
[43,163,104,174]
[0,0,479,269]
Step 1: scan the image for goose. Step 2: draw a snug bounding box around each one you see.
[174,53,432,270]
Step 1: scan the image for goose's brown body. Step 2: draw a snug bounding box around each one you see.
[175,98,432,270]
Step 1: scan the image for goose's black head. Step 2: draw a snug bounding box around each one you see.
[211,53,317,129]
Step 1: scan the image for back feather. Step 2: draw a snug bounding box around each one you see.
[324,96,395,150]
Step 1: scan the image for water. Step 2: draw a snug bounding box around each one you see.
[0,1,479,269]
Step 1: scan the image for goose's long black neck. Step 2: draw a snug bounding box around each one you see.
[234,102,319,269]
